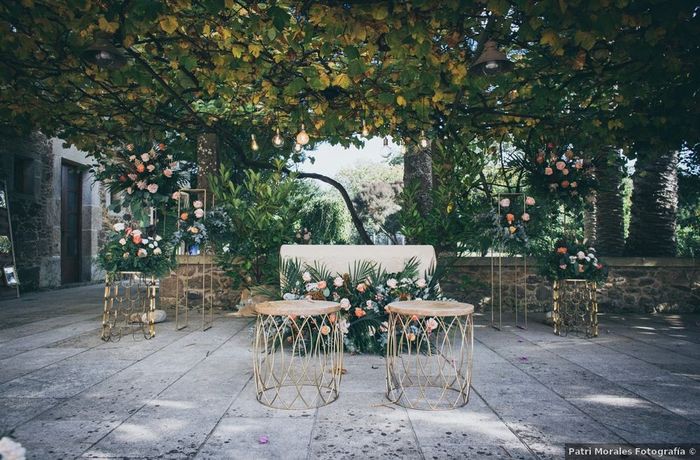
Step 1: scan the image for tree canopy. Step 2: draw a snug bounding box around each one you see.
[1,0,697,163]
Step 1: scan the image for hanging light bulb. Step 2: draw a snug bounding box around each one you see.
[383,137,389,147]
[419,130,429,148]
[294,143,302,153]
[272,127,284,149]
[361,119,370,137]
[250,134,259,151]
[296,123,310,146]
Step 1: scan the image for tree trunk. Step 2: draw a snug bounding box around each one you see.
[583,195,597,246]
[625,149,679,256]
[594,159,625,256]
[403,143,433,218]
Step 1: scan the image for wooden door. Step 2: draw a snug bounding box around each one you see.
[61,163,82,284]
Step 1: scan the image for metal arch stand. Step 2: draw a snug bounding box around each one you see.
[552,279,598,338]
[174,189,214,331]
[102,271,157,341]
[490,192,529,331]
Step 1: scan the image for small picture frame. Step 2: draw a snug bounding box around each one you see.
[0,190,6,209]
[4,266,18,286]
[0,235,10,254]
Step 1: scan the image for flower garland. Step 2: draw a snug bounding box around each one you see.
[529,143,595,205]
[541,240,608,282]
[97,222,175,278]
[280,258,448,354]
[92,142,190,222]
[172,196,207,254]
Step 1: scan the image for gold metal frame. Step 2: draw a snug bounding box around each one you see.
[552,279,598,337]
[386,312,473,410]
[102,271,156,341]
[253,311,343,410]
[490,192,529,330]
[174,189,214,331]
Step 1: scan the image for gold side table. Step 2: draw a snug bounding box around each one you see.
[253,300,343,410]
[102,271,157,341]
[386,300,474,410]
[552,279,598,338]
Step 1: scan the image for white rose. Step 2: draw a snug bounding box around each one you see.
[340,298,351,310]
[366,300,373,308]
[113,222,125,232]
[333,276,344,287]
[386,278,398,289]
[141,153,150,162]
[148,243,154,249]
[193,200,203,209]
[194,209,205,219]
[118,238,126,245]
[153,247,162,255]
[415,278,427,288]
[577,251,586,260]
[155,235,162,241]
[142,238,149,244]
[302,271,312,282]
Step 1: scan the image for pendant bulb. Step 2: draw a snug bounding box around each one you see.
[361,119,370,137]
[250,134,259,151]
[272,127,284,149]
[383,137,389,147]
[296,123,310,146]
[419,130,429,148]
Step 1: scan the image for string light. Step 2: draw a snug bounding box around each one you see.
[383,137,389,147]
[250,134,259,151]
[419,130,429,148]
[272,128,284,148]
[296,123,309,145]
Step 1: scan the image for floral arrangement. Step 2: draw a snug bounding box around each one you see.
[172,196,207,254]
[491,195,536,247]
[541,240,608,282]
[0,436,26,460]
[92,142,190,223]
[279,258,448,354]
[529,143,595,204]
[97,222,175,278]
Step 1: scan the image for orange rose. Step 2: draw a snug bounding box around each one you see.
[506,213,515,223]
[355,308,366,318]
[136,163,145,173]
[556,247,567,254]
[320,325,331,335]
[132,234,142,244]
[158,143,166,151]
[180,212,189,220]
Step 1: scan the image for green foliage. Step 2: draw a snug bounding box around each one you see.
[97,224,175,278]
[539,240,608,282]
[295,181,350,244]
[677,173,700,258]
[279,257,447,354]
[208,162,302,286]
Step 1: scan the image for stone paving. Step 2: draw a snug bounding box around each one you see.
[1,285,699,459]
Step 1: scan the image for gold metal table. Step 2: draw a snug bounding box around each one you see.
[385,300,474,410]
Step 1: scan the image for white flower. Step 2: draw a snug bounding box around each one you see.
[193,200,203,209]
[415,278,427,288]
[128,154,136,162]
[587,253,595,259]
[577,251,586,260]
[155,235,162,241]
[113,222,125,232]
[153,247,162,255]
[222,243,230,253]
[141,153,150,162]
[146,164,155,172]
[118,238,126,246]
[148,243,154,249]
[142,238,149,244]
[499,198,511,208]
[302,271,312,282]
[123,252,129,259]
[333,276,344,287]
[569,256,577,263]
[366,300,373,309]
[0,436,27,460]
[340,298,351,310]
[380,321,389,332]
[337,318,349,335]
[194,209,205,219]
[132,230,142,237]
[368,325,376,336]
[386,278,398,289]
[425,317,439,332]
[305,282,317,291]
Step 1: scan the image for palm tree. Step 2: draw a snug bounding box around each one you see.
[594,155,626,256]
[625,150,679,256]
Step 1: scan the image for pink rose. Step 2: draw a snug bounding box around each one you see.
[172,191,181,200]
[194,208,205,218]
[562,168,569,175]
[525,196,535,206]
[147,183,159,193]
[499,198,510,208]
[544,167,553,176]
[521,212,530,222]
[555,161,566,170]
[333,276,344,287]
[140,153,150,162]
[163,168,173,178]
[425,317,438,332]
[356,283,367,293]
[146,164,155,172]
[136,181,147,190]
[193,200,203,209]
[317,280,327,290]
[137,248,148,258]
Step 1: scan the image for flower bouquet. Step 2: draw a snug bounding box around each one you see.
[280,258,448,354]
[97,222,175,278]
[540,240,608,282]
[491,195,536,248]
[528,144,595,205]
[92,142,190,224]
[172,197,207,255]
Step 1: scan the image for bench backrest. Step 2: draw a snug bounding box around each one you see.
[279,245,437,280]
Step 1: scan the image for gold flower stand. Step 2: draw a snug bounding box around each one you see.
[102,271,157,341]
[552,279,598,338]
[174,189,214,331]
[253,300,343,410]
[385,301,474,410]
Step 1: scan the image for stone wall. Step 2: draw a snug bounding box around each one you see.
[159,255,241,309]
[159,253,699,314]
[441,256,700,313]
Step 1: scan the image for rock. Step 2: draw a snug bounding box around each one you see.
[141,309,167,324]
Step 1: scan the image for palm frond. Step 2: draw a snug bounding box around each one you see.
[347,259,377,284]
[279,257,303,293]
[397,256,420,280]
[307,260,332,281]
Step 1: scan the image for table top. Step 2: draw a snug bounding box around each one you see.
[254,300,340,316]
[385,300,474,317]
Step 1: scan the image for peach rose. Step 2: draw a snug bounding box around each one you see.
[172,191,181,200]
[180,212,189,220]
[525,196,535,206]
[132,234,142,244]
[506,213,515,223]
[356,283,367,293]
[521,213,530,222]
[562,168,569,175]
[355,308,366,318]
[320,325,331,335]
[570,181,578,188]
[317,280,327,290]
[136,163,145,173]
[544,167,553,176]
[147,183,158,193]
[163,168,173,178]
[555,161,566,170]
